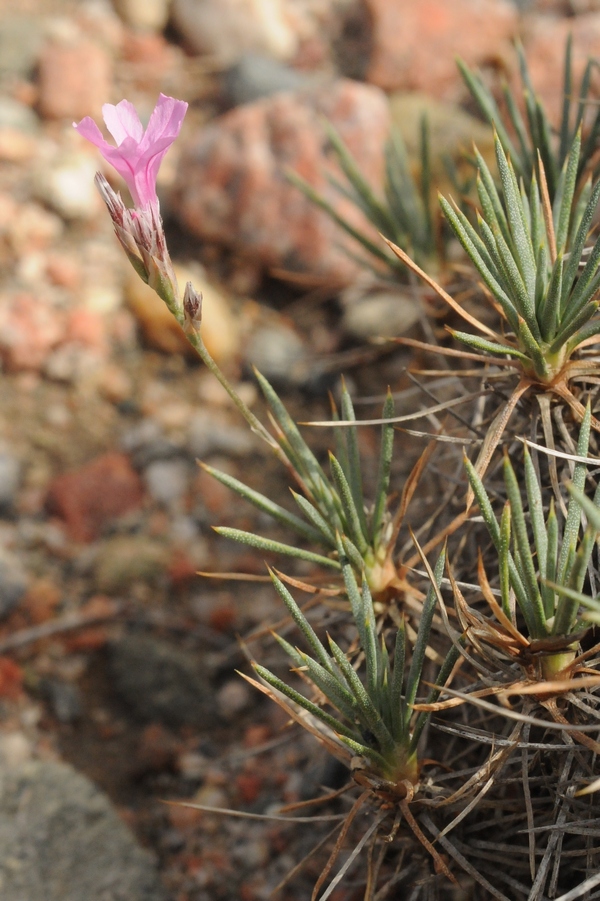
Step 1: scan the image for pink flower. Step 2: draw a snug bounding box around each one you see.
[74,93,188,207]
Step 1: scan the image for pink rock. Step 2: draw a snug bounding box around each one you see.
[365,0,518,96]
[38,33,112,120]
[46,453,145,543]
[172,79,390,284]
[0,293,65,372]
[522,14,600,125]
[64,308,108,355]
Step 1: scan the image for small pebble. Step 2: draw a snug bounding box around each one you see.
[36,152,100,220]
[216,679,252,721]
[224,53,309,106]
[0,98,40,134]
[144,458,191,506]
[0,731,32,767]
[178,751,210,780]
[341,285,421,340]
[0,449,21,508]
[242,322,309,387]
[187,410,256,458]
[94,536,170,593]
[39,678,83,723]
[0,549,28,618]
[112,0,172,31]
[231,838,270,868]
[0,16,44,80]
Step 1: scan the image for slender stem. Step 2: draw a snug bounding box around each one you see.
[184,326,278,451]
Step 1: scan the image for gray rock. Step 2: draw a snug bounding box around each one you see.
[112,0,172,31]
[120,418,163,453]
[0,17,44,81]
[216,678,252,721]
[39,679,83,724]
[108,635,213,727]
[388,92,494,179]
[187,410,256,458]
[0,549,28,619]
[224,53,309,106]
[0,760,166,901]
[144,458,191,506]
[171,0,299,65]
[0,449,21,508]
[0,97,39,134]
[93,536,171,593]
[243,322,310,387]
[120,418,183,467]
[341,285,421,339]
[34,151,100,220]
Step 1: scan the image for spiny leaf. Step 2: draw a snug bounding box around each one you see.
[370,389,395,544]
[457,59,520,173]
[270,570,333,672]
[439,195,515,317]
[404,549,445,725]
[553,126,580,254]
[550,302,599,354]
[560,178,600,311]
[503,454,546,637]
[494,135,537,300]
[214,527,341,569]
[450,331,529,362]
[544,500,558,619]
[328,636,396,755]
[339,382,369,541]
[201,463,324,546]
[538,252,563,342]
[409,643,462,754]
[290,491,336,546]
[329,453,369,555]
[499,503,511,618]
[556,403,591,585]
[253,663,358,741]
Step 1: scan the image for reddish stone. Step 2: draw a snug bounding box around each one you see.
[0,293,65,373]
[243,724,271,748]
[79,595,119,619]
[64,308,107,355]
[45,254,82,290]
[22,579,61,625]
[0,658,23,699]
[193,468,234,517]
[167,803,203,830]
[172,79,390,284]
[121,31,174,90]
[46,452,145,543]
[365,0,518,96]
[236,772,263,803]
[168,550,198,587]
[38,34,112,120]
[208,604,237,632]
[62,627,109,652]
[61,595,117,651]
[522,14,600,125]
[135,723,179,773]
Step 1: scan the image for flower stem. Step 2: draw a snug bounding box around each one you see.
[183,322,278,452]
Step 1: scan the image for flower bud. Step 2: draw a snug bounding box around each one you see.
[95,173,180,315]
[183,281,203,335]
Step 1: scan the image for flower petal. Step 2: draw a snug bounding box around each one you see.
[73,117,107,148]
[141,94,188,152]
[102,99,144,145]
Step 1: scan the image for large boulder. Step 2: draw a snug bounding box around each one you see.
[0,760,166,901]
[171,78,391,284]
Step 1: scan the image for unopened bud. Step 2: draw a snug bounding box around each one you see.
[183,282,203,334]
[94,172,180,314]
